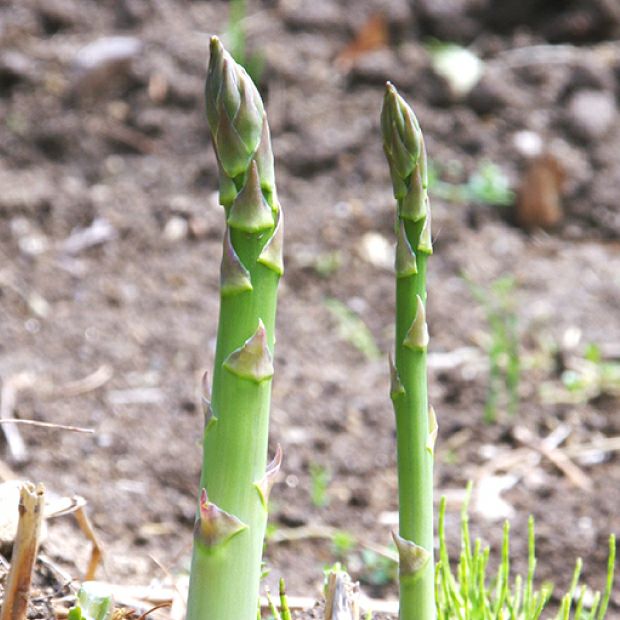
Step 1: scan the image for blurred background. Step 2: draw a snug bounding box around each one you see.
[1,0,619,613]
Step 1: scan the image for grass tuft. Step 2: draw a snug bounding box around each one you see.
[436,487,616,620]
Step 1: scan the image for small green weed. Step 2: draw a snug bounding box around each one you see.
[263,578,292,620]
[539,341,620,405]
[313,250,343,278]
[331,530,356,557]
[561,343,620,403]
[309,462,331,508]
[226,0,264,86]
[436,488,616,620]
[325,298,381,361]
[359,548,398,587]
[428,160,514,207]
[323,491,616,619]
[466,275,520,423]
[468,161,514,206]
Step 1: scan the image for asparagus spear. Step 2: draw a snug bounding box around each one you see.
[186,37,283,620]
[382,83,435,620]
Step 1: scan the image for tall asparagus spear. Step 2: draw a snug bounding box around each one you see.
[382,83,435,620]
[186,37,283,620]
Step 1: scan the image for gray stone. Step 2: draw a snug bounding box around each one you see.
[0,166,52,215]
[72,36,142,99]
[0,51,36,94]
[566,89,617,141]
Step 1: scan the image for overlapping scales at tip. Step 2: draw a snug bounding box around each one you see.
[381,82,432,252]
[206,37,265,179]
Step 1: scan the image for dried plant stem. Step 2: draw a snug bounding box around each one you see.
[0,482,45,620]
[73,505,103,580]
[324,568,360,620]
[0,376,31,464]
[0,420,94,434]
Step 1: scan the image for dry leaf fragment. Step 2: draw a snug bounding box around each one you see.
[336,13,389,71]
[516,153,565,231]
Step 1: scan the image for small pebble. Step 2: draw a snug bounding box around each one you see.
[512,130,543,158]
[72,36,142,99]
[163,216,188,242]
[358,232,392,270]
[566,89,616,141]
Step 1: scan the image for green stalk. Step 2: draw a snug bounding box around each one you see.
[186,37,283,620]
[382,83,435,620]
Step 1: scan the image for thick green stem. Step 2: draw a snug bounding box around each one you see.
[382,84,435,620]
[187,37,282,620]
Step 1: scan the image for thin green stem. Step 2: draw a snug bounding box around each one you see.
[382,83,435,620]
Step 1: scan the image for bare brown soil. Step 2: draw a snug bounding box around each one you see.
[1,0,619,618]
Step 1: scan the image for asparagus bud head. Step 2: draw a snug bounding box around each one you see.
[206,37,265,179]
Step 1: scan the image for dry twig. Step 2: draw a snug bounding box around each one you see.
[0,483,45,620]
[50,365,113,398]
[513,425,592,491]
[0,375,34,464]
[324,569,360,620]
[0,420,94,434]
[72,506,103,581]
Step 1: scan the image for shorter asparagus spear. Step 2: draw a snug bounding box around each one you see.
[382,82,435,620]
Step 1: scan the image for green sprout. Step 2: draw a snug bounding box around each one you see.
[313,250,343,278]
[325,298,381,361]
[561,343,620,403]
[381,82,435,620]
[359,548,399,587]
[186,37,283,620]
[331,530,356,559]
[263,578,292,620]
[436,490,617,620]
[68,583,113,620]
[427,159,514,206]
[226,0,264,87]
[467,275,520,423]
[467,161,514,206]
[309,462,331,508]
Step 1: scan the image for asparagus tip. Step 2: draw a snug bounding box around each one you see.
[206,38,265,178]
[381,82,424,199]
[209,36,223,58]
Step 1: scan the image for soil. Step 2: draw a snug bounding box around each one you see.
[1,0,620,618]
